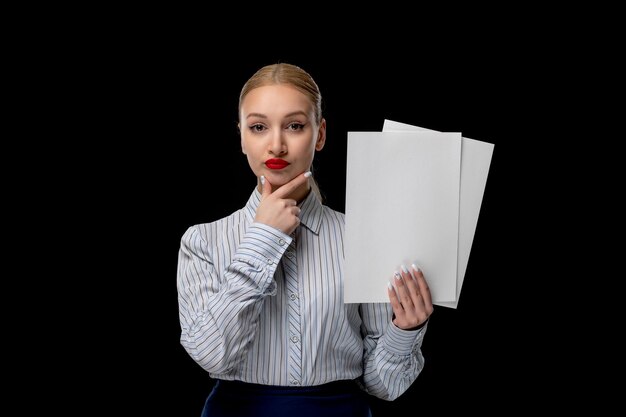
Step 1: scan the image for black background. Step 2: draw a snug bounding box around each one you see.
[47,38,571,414]
[14,10,619,413]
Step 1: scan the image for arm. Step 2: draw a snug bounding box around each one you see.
[176,222,291,374]
[359,303,428,400]
[177,174,308,374]
[360,264,433,400]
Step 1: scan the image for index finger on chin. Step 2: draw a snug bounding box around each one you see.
[271,171,311,199]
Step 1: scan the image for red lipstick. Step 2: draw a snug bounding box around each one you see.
[265,158,290,170]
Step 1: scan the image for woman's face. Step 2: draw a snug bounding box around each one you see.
[240,84,325,191]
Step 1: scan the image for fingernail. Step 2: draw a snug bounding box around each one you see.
[260,176,265,185]
[304,171,312,178]
[394,271,402,281]
[411,263,421,273]
[401,264,409,274]
[387,281,393,291]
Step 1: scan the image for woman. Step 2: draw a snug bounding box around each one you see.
[177,63,433,416]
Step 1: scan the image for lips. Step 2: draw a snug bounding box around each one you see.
[265,158,290,170]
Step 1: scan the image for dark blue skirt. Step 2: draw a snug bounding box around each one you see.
[201,379,372,417]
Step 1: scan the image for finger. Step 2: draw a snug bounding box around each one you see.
[393,271,414,310]
[411,263,434,313]
[278,198,298,210]
[285,202,300,216]
[260,175,272,199]
[387,281,405,315]
[271,171,311,199]
[400,264,421,302]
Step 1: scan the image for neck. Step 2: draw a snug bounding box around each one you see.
[289,183,311,204]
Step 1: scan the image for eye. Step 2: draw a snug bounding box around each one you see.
[287,123,305,131]
[249,124,266,133]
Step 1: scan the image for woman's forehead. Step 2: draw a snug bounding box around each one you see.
[242,85,312,117]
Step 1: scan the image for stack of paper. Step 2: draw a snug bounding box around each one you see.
[343,120,494,308]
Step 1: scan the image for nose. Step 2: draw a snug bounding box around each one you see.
[268,130,287,155]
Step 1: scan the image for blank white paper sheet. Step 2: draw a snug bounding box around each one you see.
[343,131,462,304]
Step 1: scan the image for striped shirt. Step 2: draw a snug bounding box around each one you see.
[177,188,427,400]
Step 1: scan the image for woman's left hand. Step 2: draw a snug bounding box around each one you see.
[387,264,434,330]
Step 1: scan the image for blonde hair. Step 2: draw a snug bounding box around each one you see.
[239,63,324,201]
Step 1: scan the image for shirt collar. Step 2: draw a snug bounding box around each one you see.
[243,187,323,235]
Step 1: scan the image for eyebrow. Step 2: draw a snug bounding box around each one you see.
[246,111,309,120]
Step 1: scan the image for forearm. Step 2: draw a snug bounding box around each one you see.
[177,223,291,374]
[361,319,428,400]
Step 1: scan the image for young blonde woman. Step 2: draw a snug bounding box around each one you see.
[177,63,433,417]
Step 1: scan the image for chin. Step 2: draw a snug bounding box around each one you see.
[266,170,294,180]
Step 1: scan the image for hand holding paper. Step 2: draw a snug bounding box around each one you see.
[388,264,434,329]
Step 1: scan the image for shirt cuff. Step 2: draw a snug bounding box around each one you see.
[382,320,427,355]
[234,223,293,289]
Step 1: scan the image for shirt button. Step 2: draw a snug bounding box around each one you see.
[286,252,295,259]
[289,293,297,300]
[278,238,286,246]
[291,336,299,343]
[291,380,300,386]
[266,258,274,265]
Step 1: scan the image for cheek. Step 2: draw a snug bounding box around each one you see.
[242,139,262,168]
[291,141,317,167]
[305,137,319,155]
[241,135,255,156]
[246,154,259,174]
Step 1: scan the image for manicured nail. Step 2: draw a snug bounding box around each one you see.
[411,263,421,273]
[401,264,409,274]
[260,176,265,185]
[394,271,402,281]
[387,281,393,291]
[304,171,312,178]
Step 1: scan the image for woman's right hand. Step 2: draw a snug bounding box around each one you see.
[254,173,309,235]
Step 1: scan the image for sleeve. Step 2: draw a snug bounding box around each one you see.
[176,222,292,374]
[358,302,428,401]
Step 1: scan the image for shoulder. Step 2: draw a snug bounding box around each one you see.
[181,209,247,246]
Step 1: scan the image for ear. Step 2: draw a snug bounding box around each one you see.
[315,118,327,151]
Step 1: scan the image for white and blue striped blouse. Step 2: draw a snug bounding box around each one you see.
[177,188,427,400]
